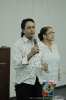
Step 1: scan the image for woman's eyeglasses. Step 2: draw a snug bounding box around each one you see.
[46,32,55,35]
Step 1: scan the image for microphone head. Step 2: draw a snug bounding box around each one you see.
[34,39,37,45]
[33,35,37,45]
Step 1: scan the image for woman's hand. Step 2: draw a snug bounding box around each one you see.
[58,69,61,81]
[58,72,60,81]
[41,63,48,71]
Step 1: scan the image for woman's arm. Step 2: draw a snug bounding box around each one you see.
[58,69,61,81]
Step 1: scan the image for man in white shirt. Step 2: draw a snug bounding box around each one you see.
[12,18,48,100]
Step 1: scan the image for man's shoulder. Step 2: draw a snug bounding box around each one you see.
[12,38,23,48]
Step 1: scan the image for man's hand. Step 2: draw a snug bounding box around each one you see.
[30,45,39,56]
[27,45,39,61]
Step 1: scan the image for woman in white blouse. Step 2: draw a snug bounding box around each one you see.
[38,26,60,100]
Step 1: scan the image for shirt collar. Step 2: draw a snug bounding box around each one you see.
[22,36,34,45]
[22,36,29,43]
[42,42,53,47]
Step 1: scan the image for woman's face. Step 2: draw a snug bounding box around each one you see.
[44,28,55,41]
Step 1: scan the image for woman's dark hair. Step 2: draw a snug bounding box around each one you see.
[21,18,35,37]
[38,26,52,41]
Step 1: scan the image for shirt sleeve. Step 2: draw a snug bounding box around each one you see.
[34,50,51,72]
[41,46,51,72]
[11,40,29,70]
[34,42,44,69]
[55,44,60,69]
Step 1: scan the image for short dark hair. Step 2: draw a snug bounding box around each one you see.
[38,26,52,41]
[21,18,35,37]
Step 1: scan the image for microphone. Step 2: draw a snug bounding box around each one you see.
[33,35,39,53]
[33,35,37,45]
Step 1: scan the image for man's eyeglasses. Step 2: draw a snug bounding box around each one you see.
[46,32,55,35]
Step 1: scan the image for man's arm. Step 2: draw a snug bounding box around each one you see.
[12,40,39,70]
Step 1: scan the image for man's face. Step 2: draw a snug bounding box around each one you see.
[23,21,36,39]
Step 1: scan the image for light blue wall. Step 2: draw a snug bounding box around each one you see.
[0,0,66,97]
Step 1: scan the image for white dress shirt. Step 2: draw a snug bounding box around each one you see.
[40,42,60,84]
[11,36,43,85]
